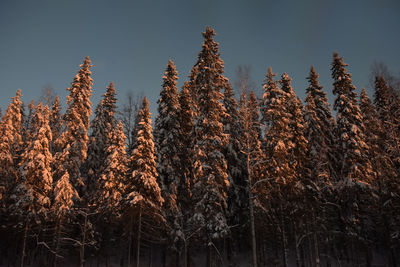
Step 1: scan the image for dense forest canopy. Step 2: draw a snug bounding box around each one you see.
[0,27,399,267]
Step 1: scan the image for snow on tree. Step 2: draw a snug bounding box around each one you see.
[222,83,247,230]
[306,66,337,180]
[331,53,375,256]
[123,97,163,267]
[154,60,184,252]
[331,52,373,185]
[260,68,297,267]
[374,76,400,171]
[55,56,93,195]
[178,82,195,210]
[188,28,230,257]
[9,103,53,267]
[85,82,118,198]
[95,120,127,214]
[16,103,53,218]
[0,90,23,209]
[126,96,163,208]
[361,87,400,264]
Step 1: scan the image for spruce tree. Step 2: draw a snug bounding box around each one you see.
[189,28,230,259]
[55,56,93,195]
[223,84,247,231]
[261,68,294,266]
[96,120,127,214]
[0,90,23,213]
[85,82,117,198]
[12,103,53,267]
[154,60,184,253]
[362,87,400,264]
[124,97,163,267]
[331,53,374,259]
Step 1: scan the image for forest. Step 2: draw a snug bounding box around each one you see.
[0,26,399,267]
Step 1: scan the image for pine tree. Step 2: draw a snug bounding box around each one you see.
[331,53,374,260]
[85,82,117,198]
[124,97,163,267]
[189,28,230,261]
[55,56,93,195]
[362,87,400,264]
[12,103,53,267]
[177,82,196,267]
[96,121,127,214]
[154,60,184,254]
[0,90,23,212]
[17,103,53,218]
[260,68,294,266]
[332,53,373,185]
[223,84,247,230]
[178,82,195,211]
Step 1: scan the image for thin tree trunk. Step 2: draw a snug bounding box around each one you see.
[148,245,152,267]
[206,243,212,267]
[136,204,142,267]
[53,217,62,267]
[80,212,88,267]
[128,214,133,267]
[280,204,288,267]
[20,219,29,267]
[247,151,258,267]
[311,210,320,267]
[294,224,301,267]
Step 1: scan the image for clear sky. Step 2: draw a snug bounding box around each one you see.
[1,0,399,116]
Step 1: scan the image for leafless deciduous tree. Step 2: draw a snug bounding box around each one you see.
[370,61,400,92]
[118,90,143,152]
[234,65,257,97]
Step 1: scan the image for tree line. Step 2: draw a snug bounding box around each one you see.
[0,26,399,267]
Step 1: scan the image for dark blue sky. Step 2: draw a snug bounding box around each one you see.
[1,0,399,116]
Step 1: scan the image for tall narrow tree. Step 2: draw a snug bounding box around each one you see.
[188,28,230,265]
[55,56,93,195]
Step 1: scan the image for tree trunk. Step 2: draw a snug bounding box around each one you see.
[80,211,88,267]
[148,245,152,267]
[280,204,288,267]
[128,214,134,267]
[20,219,29,267]
[311,211,320,267]
[136,204,142,267]
[53,217,62,267]
[206,243,212,267]
[294,224,301,267]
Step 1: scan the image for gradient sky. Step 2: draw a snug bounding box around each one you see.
[1,0,399,116]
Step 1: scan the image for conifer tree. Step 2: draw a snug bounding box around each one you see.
[124,97,163,267]
[223,84,247,230]
[13,103,53,267]
[86,82,117,197]
[96,120,127,213]
[332,53,373,185]
[331,53,374,260]
[178,82,195,210]
[176,82,196,266]
[189,28,230,262]
[0,90,23,211]
[55,56,93,195]
[362,87,400,264]
[154,60,184,254]
[261,68,294,266]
